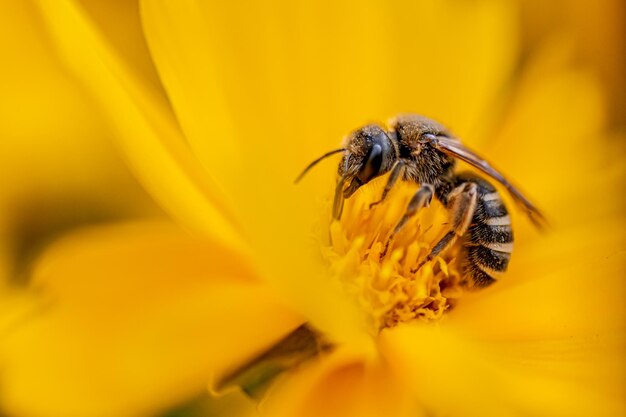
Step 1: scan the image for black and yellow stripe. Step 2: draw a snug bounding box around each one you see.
[457,174,513,287]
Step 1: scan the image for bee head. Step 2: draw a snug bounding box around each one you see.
[334,124,396,218]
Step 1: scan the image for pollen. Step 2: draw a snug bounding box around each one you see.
[322,176,467,333]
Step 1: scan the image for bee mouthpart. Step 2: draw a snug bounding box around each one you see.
[343,178,361,199]
[332,176,347,219]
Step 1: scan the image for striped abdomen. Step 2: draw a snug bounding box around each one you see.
[461,176,513,287]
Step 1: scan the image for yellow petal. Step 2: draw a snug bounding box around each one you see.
[141,0,518,181]
[77,0,165,94]
[0,288,39,338]
[36,0,243,250]
[262,346,416,417]
[0,222,303,417]
[38,0,365,347]
[0,1,160,286]
[503,215,626,290]
[139,0,242,193]
[520,0,625,125]
[444,252,626,410]
[139,0,519,342]
[488,39,615,234]
[0,1,126,202]
[449,250,626,342]
[382,323,625,417]
[140,0,518,201]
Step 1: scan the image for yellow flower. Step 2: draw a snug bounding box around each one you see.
[2,1,624,417]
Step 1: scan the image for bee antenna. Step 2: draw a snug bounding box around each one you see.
[294,148,345,184]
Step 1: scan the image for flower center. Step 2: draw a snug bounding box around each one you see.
[323,176,468,332]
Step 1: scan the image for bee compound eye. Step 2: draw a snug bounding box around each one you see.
[358,143,383,183]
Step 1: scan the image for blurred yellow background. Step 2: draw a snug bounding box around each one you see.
[0,1,161,283]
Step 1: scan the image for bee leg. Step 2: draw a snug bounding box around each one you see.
[382,183,434,257]
[390,183,434,236]
[369,161,405,209]
[412,182,478,272]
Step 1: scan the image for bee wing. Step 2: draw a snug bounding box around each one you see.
[431,136,547,229]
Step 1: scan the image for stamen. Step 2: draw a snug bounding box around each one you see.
[322,176,469,333]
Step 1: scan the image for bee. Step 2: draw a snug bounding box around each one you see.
[296,114,545,287]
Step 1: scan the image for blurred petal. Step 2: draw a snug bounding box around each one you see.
[37,0,367,347]
[0,289,39,338]
[139,0,519,343]
[489,39,614,233]
[504,215,626,291]
[36,0,243,249]
[383,321,625,417]
[440,252,626,414]
[0,222,303,417]
[0,1,135,204]
[141,0,518,190]
[140,0,519,205]
[0,1,160,283]
[449,251,626,342]
[263,346,416,417]
[140,0,242,192]
[520,0,625,125]
[77,0,165,94]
